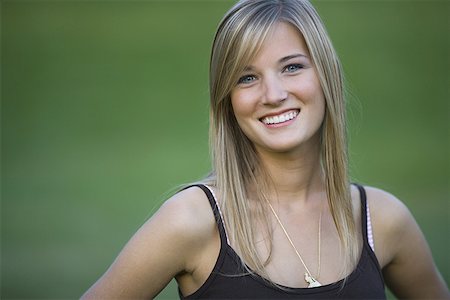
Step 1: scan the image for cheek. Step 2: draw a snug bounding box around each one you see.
[292,77,324,103]
[309,88,326,122]
[230,89,256,119]
[312,84,326,116]
[292,78,326,121]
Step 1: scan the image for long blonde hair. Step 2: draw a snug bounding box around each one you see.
[204,0,358,280]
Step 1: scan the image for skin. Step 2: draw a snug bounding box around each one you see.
[82,22,449,299]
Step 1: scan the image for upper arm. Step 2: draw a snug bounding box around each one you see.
[366,187,449,299]
[81,187,214,299]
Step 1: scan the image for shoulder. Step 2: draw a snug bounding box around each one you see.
[150,185,216,242]
[361,186,450,298]
[129,185,219,277]
[154,186,221,290]
[364,185,410,222]
[125,185,218,273]
[360,186,416,266]
[80,185,218,299]
[350,184,408,226]
[125,185,217,267]
[364,185,412,232]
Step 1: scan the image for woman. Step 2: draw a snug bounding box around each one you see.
[82,0,449,298]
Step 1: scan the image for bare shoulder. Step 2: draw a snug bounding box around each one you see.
[362,185,449,298]
[364,186,404,209]
[82,185,217,299]
[350,185,411,250]
[364,186,411,226]
[352,186,414,255]
[149,185,216,243]
[118,185,217,277]
[362,186,413,263]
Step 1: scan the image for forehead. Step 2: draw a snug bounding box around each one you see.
[249,22,309,66]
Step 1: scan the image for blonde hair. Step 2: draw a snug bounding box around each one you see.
[204,0,358,280]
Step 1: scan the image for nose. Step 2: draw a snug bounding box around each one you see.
[262,75,288,105]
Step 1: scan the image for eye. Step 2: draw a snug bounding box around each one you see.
[237,74,257,85]
[283,63,304,73]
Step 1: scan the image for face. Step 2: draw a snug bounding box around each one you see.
[230,22,325,156]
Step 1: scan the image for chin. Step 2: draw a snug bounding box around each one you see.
[257,142,303,154]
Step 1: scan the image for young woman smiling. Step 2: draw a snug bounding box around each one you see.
[82,1,449,298]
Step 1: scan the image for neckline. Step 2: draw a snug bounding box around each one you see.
[224,241,369,294]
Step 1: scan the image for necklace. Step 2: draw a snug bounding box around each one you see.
[267,200,323,288]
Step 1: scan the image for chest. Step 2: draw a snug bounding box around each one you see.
[253,215,354,288]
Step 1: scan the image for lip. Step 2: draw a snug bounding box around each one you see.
[259,109,300,119]
[259,109,300,127]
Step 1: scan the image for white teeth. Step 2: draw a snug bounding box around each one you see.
[262,110,299,125]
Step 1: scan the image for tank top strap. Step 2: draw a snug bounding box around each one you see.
[185,184,230,246]
[353,183,375,251]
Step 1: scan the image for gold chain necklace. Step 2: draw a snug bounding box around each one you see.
[267,200,322,288]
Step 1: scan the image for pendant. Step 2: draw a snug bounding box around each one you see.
[305,272,322,288]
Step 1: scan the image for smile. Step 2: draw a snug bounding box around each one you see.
[260,110,299,125]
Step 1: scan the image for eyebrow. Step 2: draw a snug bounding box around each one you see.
[279,53,308,63]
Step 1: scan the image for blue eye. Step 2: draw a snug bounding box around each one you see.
[237,75,256,85]
[284,64,303,73]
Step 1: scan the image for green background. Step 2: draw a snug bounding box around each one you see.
[2,1,448,299]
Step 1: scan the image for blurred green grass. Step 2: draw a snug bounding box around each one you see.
[2,1,448,299]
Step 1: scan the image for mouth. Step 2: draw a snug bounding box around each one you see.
[260,109,300,125]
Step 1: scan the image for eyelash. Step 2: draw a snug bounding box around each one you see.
[237,64,305,85]
[283,63,304,73]
[237,75,257,84]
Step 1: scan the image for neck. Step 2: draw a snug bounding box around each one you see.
[256,141,325,204]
